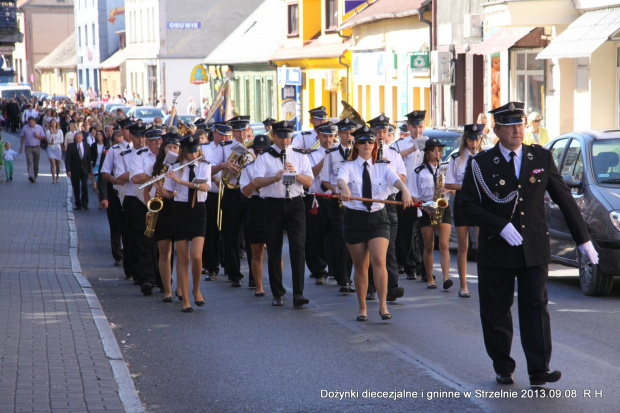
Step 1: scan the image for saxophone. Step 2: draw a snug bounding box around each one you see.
[144,164,168,238]
[429,172,449,227]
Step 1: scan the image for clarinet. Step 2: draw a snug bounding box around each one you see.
[282,145,291,199]
[377,140,384,160]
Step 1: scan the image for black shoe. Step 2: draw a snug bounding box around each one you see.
[205,272,217,281]
[293,294,309,308]
[427,284,437,289]
[529,370,561,386]
[181,306,194,313]
[347,284,356,293]
[339,284,350,293]
[255,292,265,297]
[162,296,173,303]
[231,280,242,288]
[175,291,182,301]
[315,276,326,285]
[73,206,82,211]
[366,292,376,300]
[124,275,133,281]
[356,315,367,322]
[406,273,417,280]
[141,283,153,296]
[443,279,454,290]
[249,278,256,288]
[272,296,284,306]
[496,373,515,385]
[458,291,471,298]
[386,287,405,302]
[201,268,208,274]
[83,205,89,210]
[28,177,34,183]
[380,312,392,320]
[114,260,123,267]
[195,300,206,306]
[398,267,405,274]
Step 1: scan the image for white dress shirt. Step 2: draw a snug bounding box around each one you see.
[130,148,158,204]
[392,136,427,172]
[101,141,131,198]
[382,144,407,194]
[445,150,472,186]
[337,157,400,212]
[321,144,352,188]
[292,129,316,149]
[163,160,211,202]
[201,141,221,193]
[239,160,259,197]
[252,145,313,199]
[307,146,328,194]
[499,143,523,179]
[407,163,439,203]
[115,146,140,197]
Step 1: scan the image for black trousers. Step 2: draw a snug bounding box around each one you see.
[478,264,552,375]
[70,171,89,208]
[130,199,160,287]
[263,197,306,297]
[396,195,425,276]
[304,195,329,277]
[105,185,124,263]
[202,193,221,273]
[221,188,251,282]
[326,198,352,285]
[122,196,139,279]
[368,202,400,293]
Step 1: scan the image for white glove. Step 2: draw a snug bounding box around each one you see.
[499,223,523,246]
[578,241,599,265]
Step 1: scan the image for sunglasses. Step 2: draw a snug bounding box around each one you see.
[357,141,375,145]
[533,119,542,122]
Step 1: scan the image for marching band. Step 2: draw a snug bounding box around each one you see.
[95,100,483,319]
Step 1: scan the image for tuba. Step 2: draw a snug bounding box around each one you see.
[428,173,449,226]
[339,100,366,127]
[220,142,256,189]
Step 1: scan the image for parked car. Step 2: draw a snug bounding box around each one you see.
[88,101,106,110]
[126,107,166,124]
[32,91,47,100]
[163,113,197,126]
[108,105,132,116]
[0,84,32,100]
[544,130,620,296]
[104,103,122,114]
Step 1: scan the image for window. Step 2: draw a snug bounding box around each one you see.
[560,139,582,179]
[266,77,273,118]
[85,68,90,88]
[244,76,250,114]
[287,3,298,37]
[78,26,81,47]
[85,25,88,46]
[325,0,337,32]
[254,77,262,120]
[549,138,568,167]
[92,24,96,46]
[515,51,544,117]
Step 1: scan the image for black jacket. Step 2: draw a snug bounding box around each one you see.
[460,143,590,268]
[65,141,92,176]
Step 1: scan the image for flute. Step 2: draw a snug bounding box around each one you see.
[138,156,203,189]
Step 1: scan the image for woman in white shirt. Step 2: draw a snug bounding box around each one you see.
[46,118,63,183]
[162,135,211,313]
[444,125,484,298]
[64,122,77,152]
[408,138,453,290]
[338,126,412,322]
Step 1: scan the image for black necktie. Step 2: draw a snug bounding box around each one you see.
[344,148,350,160]
[508,151,516,178]
[187,164,196,202]
[362,161,372,211]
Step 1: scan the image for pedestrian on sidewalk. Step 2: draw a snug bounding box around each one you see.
[0,134,4,181]
[65,132,92,210]
[19,117,45,182]
[46,118,63,183]
[3,141,17,181]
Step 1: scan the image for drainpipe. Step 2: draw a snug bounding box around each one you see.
[338,56,349,104]
[268,60,280,119]
[418,2,434,126]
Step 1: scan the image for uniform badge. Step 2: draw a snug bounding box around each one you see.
[509,103,515,112]
[499,179,505,186]
[493,156,500,164]
[529,168,544,184]
[529,176,536,184]
[527,153,534,161]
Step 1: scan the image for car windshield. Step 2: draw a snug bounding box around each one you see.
[591,139,620,185]
[134,108,162,117]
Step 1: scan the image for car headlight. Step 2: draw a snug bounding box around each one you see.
[610,210,620,232]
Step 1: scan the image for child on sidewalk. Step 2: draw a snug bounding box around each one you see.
[3,141,17,182]
[0,135,4,181]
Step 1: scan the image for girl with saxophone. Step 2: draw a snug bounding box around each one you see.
[444,125,484,298]
[144,132,181,302]
[162,134,211,312]
[407,138,453,290]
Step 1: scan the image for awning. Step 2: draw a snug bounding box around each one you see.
[99,48,126,70]
[537,7,620,59]
[468,27,535,55]
[270,39,352,61]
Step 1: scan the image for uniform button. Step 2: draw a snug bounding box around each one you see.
[519,198,523,201]
[521,225,525,228]
[521,212,524,215]
[518,185,522,188]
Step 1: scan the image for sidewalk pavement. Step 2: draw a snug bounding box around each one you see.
[0,131,142,412]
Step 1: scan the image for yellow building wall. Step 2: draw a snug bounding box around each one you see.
[590,42,615,130]
[101,70,122,97]
[302,0,321,42]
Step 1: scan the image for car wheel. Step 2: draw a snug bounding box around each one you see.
[578,250,613,296]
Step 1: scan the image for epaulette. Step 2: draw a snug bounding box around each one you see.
[292,148,309,155]
[450,152,460,159]
[267,147,280,158]
[220,140,234,146]
[120,149,131,156]
[377,159,391,164]
[471,149,487,158]
[136,148,148,155]
[389,146,399,153]
[245,160,255,167]
[111,144,120,149]
[414,164,426,174]
[325,147,339,154]
[301,131,312,135]
[201,158,211,164]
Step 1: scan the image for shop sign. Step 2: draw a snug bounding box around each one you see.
[190,65,208,84]
[281,85,301,131]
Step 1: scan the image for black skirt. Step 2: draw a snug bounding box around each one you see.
[153,197,174,241]
[452,190,474,227]
[247,196,266,245]
[173,201,207,241]
[343,207,390,245]
[419,202,453,228]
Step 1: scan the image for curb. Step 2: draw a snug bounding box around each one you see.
[65,176,144,413]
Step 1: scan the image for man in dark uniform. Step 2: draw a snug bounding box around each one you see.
[460,101,599,386]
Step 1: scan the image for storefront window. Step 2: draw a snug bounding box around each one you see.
[515,51,544,117]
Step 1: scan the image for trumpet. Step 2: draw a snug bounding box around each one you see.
[138,156,203,190]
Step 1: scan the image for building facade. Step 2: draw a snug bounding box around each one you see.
[16,0,74,91]
[74,0,125,96]
[35,32,76,96]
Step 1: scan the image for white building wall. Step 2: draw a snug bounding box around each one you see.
[590,41,616,130]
